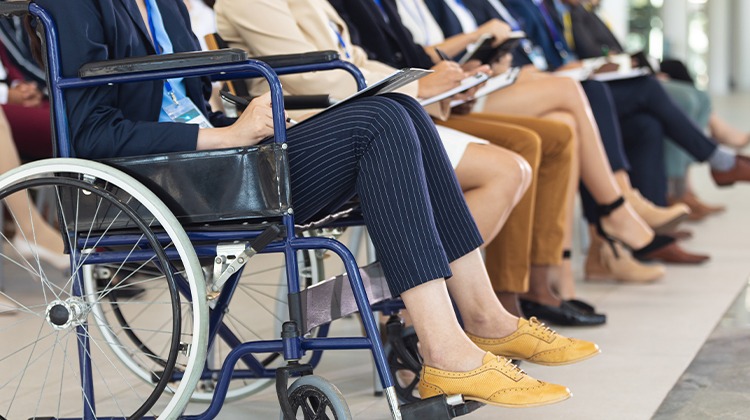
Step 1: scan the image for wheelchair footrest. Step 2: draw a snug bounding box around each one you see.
[400,395,485,420]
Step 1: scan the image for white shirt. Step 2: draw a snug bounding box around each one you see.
[186,0,217,51]
[0,60,8,105]
[443,0,478,33]
[396,0,445,46]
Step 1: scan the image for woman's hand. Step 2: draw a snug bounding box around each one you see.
[231,92,276,143]
[418,61,465,98]
[197,92,281,150]
[491,54,513,75]
[476,19,512,47]
[8,82,43,107]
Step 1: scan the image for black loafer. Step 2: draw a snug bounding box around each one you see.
[566,299,596,314]
[520,299,606,327]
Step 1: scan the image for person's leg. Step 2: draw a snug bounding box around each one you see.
[710,113,750,148]
[620,114,668,205]
[659,80,709,206]
[485,76,655,250]
[453,141,532,242]
[388,94,598,362]
[437,115,543,315]
[606,76,718,162]
[286,96,487,371]
[0,108,64,257]
[459,113,575,308]
[542,112,580,300]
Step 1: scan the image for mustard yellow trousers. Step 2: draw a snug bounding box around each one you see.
[438,113,573,293]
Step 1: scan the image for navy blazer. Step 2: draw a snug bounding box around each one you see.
[36,0,230,159]
[423,0,464,40]
[328,0,434,69]
[502,0,568,70]
[461,0,533,66]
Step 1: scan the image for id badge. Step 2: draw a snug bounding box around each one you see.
[528,46,549,71]
[164,97,214,129]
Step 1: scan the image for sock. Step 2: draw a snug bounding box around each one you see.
[708,145,737,172]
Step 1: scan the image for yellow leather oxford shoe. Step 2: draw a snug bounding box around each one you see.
[418,352,571,408]
[466,317,601,366]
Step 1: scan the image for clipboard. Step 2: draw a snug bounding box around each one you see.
[419,72,491,106]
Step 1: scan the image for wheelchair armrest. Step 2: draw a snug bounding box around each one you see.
[79,49,248,78]
[284,95,335,109]
[0,1,30,17]
[79,49,340,79]
[222,90,333,111]
[252,50,340,68]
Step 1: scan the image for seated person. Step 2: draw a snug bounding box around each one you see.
[566,0,735,219]
[37,0,600,407]
[0,39,53,160]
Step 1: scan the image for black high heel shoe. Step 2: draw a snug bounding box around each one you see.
[596,197,675,259]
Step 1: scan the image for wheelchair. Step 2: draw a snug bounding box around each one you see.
[0,2,484,419]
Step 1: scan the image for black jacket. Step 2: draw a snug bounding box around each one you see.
[328,0,434,69]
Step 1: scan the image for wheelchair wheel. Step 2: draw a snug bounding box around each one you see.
[0,159,207,419]
[90,232,326,403]
[283,375,352,420]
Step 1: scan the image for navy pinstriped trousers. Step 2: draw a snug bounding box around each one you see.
[283,93,483,296]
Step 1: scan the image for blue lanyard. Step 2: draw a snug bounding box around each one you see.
[329,22,351,59]
[144,0,177,102]
[372,0,390,23]
[533,0,569,60]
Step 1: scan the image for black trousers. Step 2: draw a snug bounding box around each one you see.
[283,93,483,296]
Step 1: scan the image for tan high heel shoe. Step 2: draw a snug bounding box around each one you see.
[620,186,690,234]
[585,233,665,284]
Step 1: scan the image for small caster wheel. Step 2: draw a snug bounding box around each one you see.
[281,375,352,419]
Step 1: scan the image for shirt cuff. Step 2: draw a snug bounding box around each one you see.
[0,83,8,105]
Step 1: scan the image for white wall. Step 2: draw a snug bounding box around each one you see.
[599,0,630,41]
[733,0,750,91]
[708,0,731,94]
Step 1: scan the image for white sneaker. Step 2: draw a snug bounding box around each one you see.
[11,235,70,271]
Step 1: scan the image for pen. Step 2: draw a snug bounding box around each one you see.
[435,48,451,62]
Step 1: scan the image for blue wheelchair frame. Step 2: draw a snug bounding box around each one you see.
[21,2,407,419]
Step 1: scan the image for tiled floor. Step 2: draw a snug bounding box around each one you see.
[1,93,749,419]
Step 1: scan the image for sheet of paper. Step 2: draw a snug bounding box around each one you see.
[591,67,651,82]
[449,67,520,108]
[419,72,491,107]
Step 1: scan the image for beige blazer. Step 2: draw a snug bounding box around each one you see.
[215,0,447,117]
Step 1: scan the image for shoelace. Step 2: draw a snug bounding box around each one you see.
[500,357,526,380]
[528,317,558,340]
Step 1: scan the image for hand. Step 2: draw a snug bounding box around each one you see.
[227,92,277,146]
[490,54,513,75]
[461,59,484,73]
[418,61,465,98]
[465,64,492,78]
[8,82,42,107]
[476,19,512,47]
